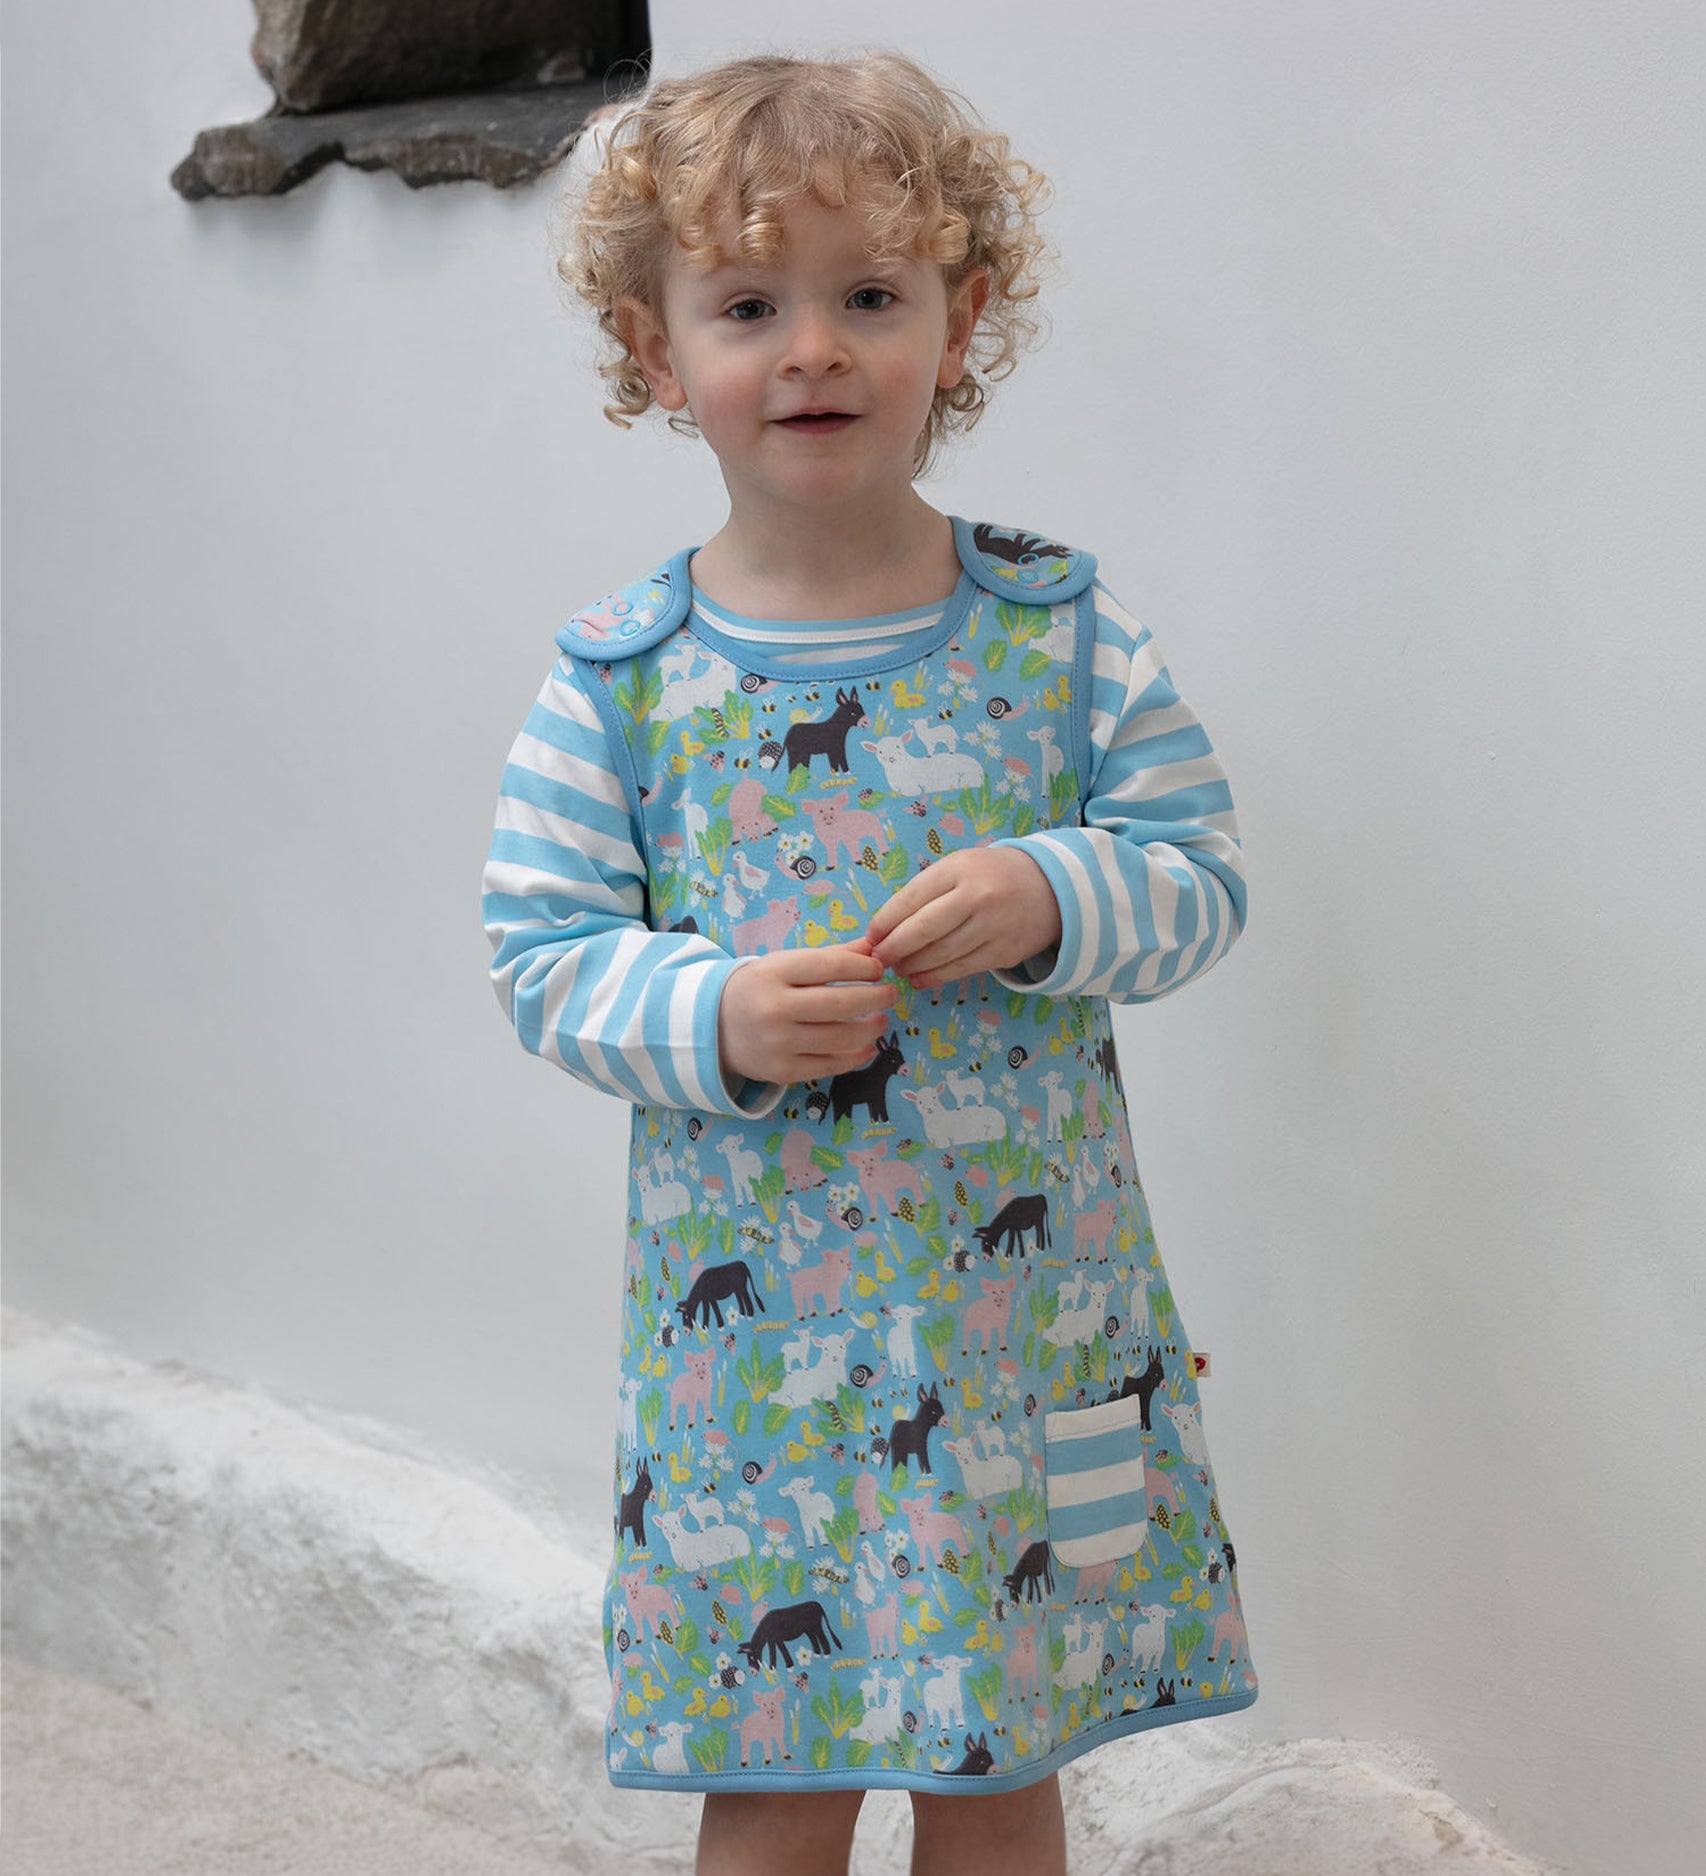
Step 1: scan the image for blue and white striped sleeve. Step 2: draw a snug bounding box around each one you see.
[481,652,787,1118]
[988,580,1247,1001]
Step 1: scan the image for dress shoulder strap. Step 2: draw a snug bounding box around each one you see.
[555,546,695,661]
[952,516,1098,601]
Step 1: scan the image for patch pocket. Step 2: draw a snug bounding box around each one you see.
[1043,1393,1150,1568]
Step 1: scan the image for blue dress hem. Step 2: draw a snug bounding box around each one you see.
[606,1684,1259,1794]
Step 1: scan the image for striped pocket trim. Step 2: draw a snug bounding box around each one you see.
[1043,1393,1149,1567]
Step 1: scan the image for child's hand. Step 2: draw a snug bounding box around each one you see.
[865,847,1062,989]
[717,937,900,1088]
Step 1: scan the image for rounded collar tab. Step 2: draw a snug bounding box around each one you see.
[951,515,1097,601]
[555,547,696,660]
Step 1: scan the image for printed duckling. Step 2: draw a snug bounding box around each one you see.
[927,1027,958,1060]
[891,673,927,709]
[826,897,861,932]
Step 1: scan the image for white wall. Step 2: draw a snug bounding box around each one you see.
[5,3,1703,1871]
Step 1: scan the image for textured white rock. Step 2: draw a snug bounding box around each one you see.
[2,1309,1559,1875]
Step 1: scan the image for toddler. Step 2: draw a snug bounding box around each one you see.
[483,48,1256,1876]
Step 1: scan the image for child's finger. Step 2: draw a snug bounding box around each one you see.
[800,979,899,1024]
[865,863,953,950]
[888,930,971,977]
[777,942,885,982]
[909,944,993,988]
[873,896,969,971]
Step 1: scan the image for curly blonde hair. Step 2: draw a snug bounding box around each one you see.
[553,50,1054,476]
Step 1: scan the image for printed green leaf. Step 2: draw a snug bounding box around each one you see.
[1171,1617,1206,1672]
[968,1664,1006,1720]
[697,817,733,877]
[822,1508,859,1568]
[687,1728,731,1772]
[810,1682,866,1739]
[749,1165,786,1224]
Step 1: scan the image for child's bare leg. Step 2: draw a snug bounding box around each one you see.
[908,1773,1068,1876]
[695,1788,868,1876]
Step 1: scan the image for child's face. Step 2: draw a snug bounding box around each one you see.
[622,192,987,519]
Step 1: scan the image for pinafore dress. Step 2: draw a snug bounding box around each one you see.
[556,519,1258,1793]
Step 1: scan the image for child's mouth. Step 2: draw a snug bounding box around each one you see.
[776,413,856,432]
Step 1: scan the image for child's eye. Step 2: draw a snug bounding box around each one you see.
[848,287,895,312]
[725,298,772,322]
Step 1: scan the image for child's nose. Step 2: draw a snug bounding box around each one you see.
[780,307,850,377]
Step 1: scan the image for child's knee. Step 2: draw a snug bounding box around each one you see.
[910,1771,1061,1841]
[694,1778,867,1868]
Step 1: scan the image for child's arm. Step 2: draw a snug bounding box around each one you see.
[481,651,788,1118]
[862,579,1244,1002]
[985,579,1247,1001]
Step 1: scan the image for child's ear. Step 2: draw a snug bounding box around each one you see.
[617,295,689,412]
[938,267,991,389]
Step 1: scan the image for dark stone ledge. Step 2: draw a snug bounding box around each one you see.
[171,76,621,199]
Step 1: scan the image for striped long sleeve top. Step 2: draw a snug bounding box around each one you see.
[481,573,1246,1119]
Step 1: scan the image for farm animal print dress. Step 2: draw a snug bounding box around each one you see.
[482,517,1259,1794]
